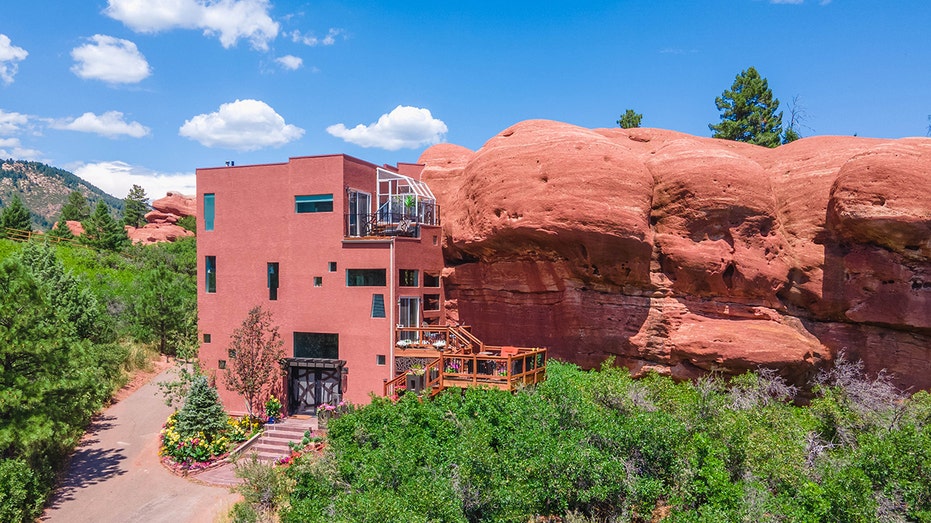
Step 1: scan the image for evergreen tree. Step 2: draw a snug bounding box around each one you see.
[225,306,285,418]
[131,264,196,357]
[0,194,32,237]
[81,201,129,251]
[617,109,643,129]
[709,66,784,148]
[60,191,91,222]
[47,216,75,242]
[122,184,149,228]
[175,375,228,441]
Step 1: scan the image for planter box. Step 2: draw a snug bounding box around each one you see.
[406,373,425,393]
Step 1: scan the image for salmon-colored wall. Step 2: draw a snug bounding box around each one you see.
[197,155,444,414]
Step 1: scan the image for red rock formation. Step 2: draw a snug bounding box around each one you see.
[125,192,196,245]
[420,120,931,389]
[152,192,196,217]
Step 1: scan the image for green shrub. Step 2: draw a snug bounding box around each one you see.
[0,459,45,523]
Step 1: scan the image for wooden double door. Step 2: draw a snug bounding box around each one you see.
[289,366,341,415]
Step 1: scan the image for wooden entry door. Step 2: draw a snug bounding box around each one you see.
[290,367,341,414]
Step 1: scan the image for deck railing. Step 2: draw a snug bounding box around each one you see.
[385,330,547,397]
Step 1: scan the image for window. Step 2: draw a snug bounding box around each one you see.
[346,269,386,286]
[267,262,279,300]
[432,235,438,246]
[205,256,216,293]
[295,194,333,213]
[424,273,441,288]
[228,349,237,359]
[203,333,211,343]
[204,193,215,231]
[399,269,418,287]
[371,294,386,318]
[424,294,441,311]
[314,276,323,287]
[218,359,226,370]
[376,354,386,366]
[293,332,339,359]
[328,261,337,272]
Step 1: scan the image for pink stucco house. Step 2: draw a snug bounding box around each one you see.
[196,154,445,415]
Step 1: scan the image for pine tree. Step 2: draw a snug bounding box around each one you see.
[122,184,149,227]
[174,375,228,441]
[617,109,643,129]
[60,191,91,222]
[0,194,32,237]
[709,66,784,148]
[81,201,129,251]
[47,217,75,242]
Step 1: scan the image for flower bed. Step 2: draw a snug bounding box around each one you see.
[159,413,261,471]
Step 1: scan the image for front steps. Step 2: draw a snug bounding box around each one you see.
[243,416,319,463]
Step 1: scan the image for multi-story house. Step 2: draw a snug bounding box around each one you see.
[196,154,446,415]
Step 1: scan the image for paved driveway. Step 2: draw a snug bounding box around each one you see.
[42,367,240,523]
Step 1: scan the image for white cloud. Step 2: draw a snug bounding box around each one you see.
[52,111,150,138]
[179,99,304,151]
[0,109,29,135]
[74,161,196,199]
[290,28,343,47]
[0,34,28,85]
[0,137,42,160]
[275,55,303,70]
[105,0,279,51]
[327,106,448,151]
[71,35,151,84]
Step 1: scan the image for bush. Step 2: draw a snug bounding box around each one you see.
[0,459,45,523]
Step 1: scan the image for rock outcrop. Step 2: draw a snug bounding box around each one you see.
[126,192,195,245]
[420,120,931,389]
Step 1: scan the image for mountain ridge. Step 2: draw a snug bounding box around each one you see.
[0,159,124,229]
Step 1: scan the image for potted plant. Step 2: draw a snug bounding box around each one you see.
[265,396,282,424]
[405,365,426,392]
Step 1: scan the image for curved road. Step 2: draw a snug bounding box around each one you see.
[41,368,240,523]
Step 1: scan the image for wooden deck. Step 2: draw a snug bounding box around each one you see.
[385,326,547,398]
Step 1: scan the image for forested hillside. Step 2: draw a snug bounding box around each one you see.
[0,160,123,230]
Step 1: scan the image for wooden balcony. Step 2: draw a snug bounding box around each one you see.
[385,326,547,397]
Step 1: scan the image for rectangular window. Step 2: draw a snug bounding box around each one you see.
[205,256,216,293]
[399,269,418,287]
[423,273,441,288]
[218,359,226,370]
[293,332,339,359]
[346,269,386,286]
[203,333,211,343]
[228,349,236,359]
[371,294,386,318]
[267,262,279,300]
[376,354,386,366]
[204,193,215,231]
[313,276,323,287]
[295,194,333,213]
[328,261,337,272]
[424,294,441,311]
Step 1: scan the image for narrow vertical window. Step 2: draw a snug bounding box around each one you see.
[204,193,215,231]
[205,256,216,293]
[371,294,386,318]
[268,262,279,300]
[203,333,211,343]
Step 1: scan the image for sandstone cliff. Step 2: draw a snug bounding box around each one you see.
[420,120,931,389]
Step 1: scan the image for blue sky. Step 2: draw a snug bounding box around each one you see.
[1,0,929,200]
